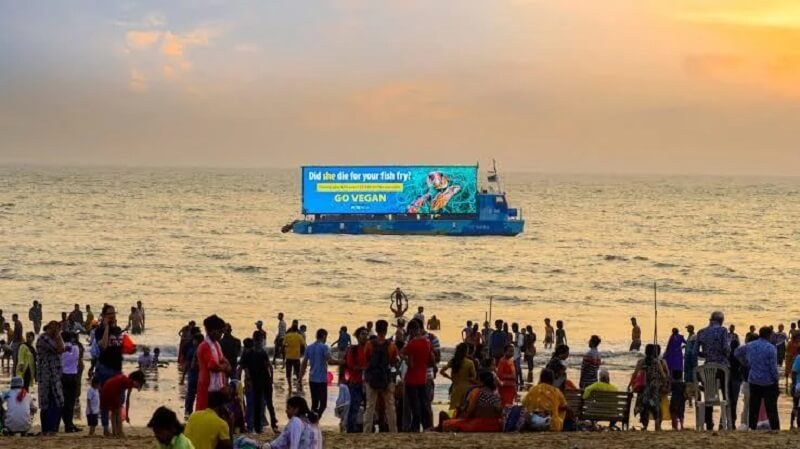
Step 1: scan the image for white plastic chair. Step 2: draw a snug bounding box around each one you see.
[695,363,732,430]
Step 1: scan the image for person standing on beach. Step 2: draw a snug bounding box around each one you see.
[136,301,145,332]
[579,335,602,389]
[195,314,231,411]
[240,333,275,434]
[302,328,333,418]
[68,304,83,329]
[28,301,42,335]
[60,331,82,432]
[512,323,525,388]
[402,319,434,432]
[745,325,758,344]
[84,305,94,331]
[489,320,507,362]
[220,324,241,379]
[36,321,65,434]
[735,326,781,430]
[94,304,126,435]
[729,324,740,345]
[10,313,23,372]
[497,344,517,407]
[697,311,731,430]
[362,320,398,433]
[344,326,368,432]
[273,313,287,365]
[178,320,196,365]
[555,320,567,347]
[283,320,306,394]
[663,328,686,380]
[254,321,267,350]
[773,324,788,367]
[544,318,554,350]
[413,306,425,325]
[183,333,203,418]
[630,317,642,351]
[16,331,36,389]
[524,325,537,383]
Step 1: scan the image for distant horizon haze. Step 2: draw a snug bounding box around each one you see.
[2,1,799,176]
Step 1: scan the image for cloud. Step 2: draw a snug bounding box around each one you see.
[126,30,161,50]
[129,68,148,92]
[161,28,215,57]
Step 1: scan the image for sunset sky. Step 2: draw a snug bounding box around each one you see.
[1,1,799,175]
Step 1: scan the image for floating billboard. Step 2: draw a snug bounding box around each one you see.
[302,165,478,215]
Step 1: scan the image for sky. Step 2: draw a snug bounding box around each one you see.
[1,0,799,175]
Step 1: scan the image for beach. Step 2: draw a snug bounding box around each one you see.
[1,428,799,449]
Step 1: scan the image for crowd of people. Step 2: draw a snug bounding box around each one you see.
[1,294,800,449]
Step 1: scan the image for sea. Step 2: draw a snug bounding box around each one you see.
[1,166,799,426]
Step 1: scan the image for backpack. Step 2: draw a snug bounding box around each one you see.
[364,340,391,390]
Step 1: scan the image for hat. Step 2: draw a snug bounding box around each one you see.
[10,377,23,389]
[255,320,263,327]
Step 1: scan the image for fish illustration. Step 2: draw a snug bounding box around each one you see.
[426,171,449,190]
[407,193,432,213]
[431,185,461,211]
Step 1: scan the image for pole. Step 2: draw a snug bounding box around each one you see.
[489,296,493,324]
[653,282,658,344]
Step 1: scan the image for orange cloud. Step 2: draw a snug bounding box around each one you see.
[126,30,161,49]
[161,29,215,57]
[354,81,463,123]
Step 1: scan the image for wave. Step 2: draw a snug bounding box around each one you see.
[364,257,390,264]
[601,255,628,262]
[228,265,264,273]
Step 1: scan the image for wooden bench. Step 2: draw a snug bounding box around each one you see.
[580,391,633,430]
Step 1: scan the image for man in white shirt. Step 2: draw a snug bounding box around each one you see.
[61,332,82,432]
[3,376,37,434]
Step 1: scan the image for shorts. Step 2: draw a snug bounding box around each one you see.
[86,414,99,427]
[630,340,642,351]
[286,359,301,379]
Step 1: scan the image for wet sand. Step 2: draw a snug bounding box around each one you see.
[0,428,799,449]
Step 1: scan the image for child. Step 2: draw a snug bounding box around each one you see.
[267,396,322,449]
[670,381,686,430]
[148,406,193,449]
[543,319,554,350]
[86,378,101,435]
[101,370,146,437]
[555,320,567,347]
[138,347,154,369]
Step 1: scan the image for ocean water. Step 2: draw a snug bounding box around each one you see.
[1,166,800,357]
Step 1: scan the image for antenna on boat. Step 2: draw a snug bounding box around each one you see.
[487,159,503,193]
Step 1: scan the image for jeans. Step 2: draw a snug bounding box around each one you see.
[61,373,79,430]
[310,382,328,418]
[346,383,364,433]
[245,382,278,430]
[749,383,780,430]
[525,354,534,382]
[185,372,198,415]
[405,384,432,432]
[249,384,265,433]
[93,362,121,429]
[364,384,397,433]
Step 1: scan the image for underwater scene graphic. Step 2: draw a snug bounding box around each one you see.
[302,166,478,214]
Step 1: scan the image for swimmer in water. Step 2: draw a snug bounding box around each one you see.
[390,288,408,318]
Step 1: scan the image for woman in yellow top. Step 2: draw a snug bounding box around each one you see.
[522,368,567,432]
[16,331,36,389]
[440,343,477,411]
[283,321,306,394]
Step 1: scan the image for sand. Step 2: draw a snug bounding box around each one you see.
[0,429,799,449]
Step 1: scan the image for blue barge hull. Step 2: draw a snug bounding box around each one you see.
[292,218,524,236]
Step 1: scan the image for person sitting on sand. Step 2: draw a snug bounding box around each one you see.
[522,368,567,432]
[439,370,503,433]
[186,391,232,449]
[101,369,146,437]
[2,376,38,435]
[148,406,194,449]
[266,396,322,449]
[579,335,602,389]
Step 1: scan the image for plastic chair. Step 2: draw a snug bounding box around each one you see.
[695,363,731,430]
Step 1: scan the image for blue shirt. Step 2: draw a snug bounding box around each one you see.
[697,322,731,366]
[336,332,351,351]
[734,338,778,386]
[303,341,330,383]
